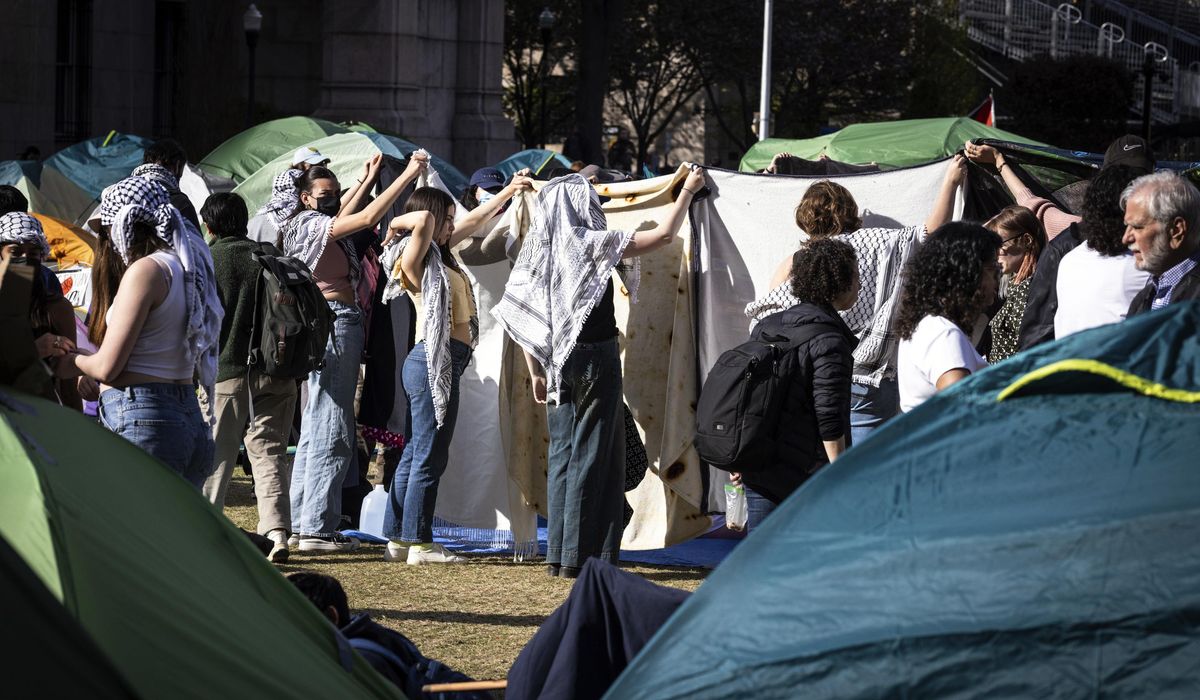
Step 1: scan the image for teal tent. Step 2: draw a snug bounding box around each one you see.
[739,117,1048,172]
[0,390,402,699]
[609,303,1200,698]
[494,149,572,179]
[39,132,150,224]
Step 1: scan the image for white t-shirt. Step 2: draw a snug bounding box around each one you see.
[898,315,988,412]
[1054,245,1150,339]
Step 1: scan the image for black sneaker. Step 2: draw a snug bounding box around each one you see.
[297,532,360,553]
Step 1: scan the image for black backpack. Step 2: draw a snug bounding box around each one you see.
[695,321,839,473]
[247,243,333,379]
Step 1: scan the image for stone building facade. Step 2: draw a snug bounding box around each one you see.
[0,0,515,171]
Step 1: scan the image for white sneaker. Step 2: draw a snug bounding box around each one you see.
[383,541,409,562]
[267,530,290,564]
[407,543,467,565]
[287,534,299,548]
[297,533,360,553]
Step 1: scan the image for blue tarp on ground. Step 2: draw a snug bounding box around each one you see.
[609,302,1200,699]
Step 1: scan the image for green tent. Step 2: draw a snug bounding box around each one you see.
[739,117,1049,172]
[0,390,402,699]
[198,116,351,183]
[608,302,1200,698]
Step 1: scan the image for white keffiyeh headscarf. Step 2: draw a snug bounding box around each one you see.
[131,163,180,192]
[258,168,302,228]
[0,212,50,259]
[491,173,638,403]
[97,176,223,393]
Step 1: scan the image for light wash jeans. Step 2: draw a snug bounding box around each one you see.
[382,339,472,543]
[99,383,214,489]
[290,300,364,536]
[849,378,899,446]
[546,338,625,569]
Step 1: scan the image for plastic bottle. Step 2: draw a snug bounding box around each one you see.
[359,485,388,539]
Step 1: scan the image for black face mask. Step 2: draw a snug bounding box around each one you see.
[312,195,339,216]
[8,256,36,267]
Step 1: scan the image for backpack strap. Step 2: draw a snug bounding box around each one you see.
[757,321,842,351]
[348,636,409,670]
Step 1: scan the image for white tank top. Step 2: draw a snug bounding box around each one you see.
[107,250,193,380]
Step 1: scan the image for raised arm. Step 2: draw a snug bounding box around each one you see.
[451,173,535,246]
[924,154,967,235]
[329,152,428,240]
[622,166,707,258]
[339,154,383,217]
[390,210,436,291]
[965,140,1077,239]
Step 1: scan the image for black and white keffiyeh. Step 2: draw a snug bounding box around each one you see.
[491,173,638,403]
[97,175,223,391]
[258,168,302,228]
[0,212,50,259]
[131,163,180,192]
[279,209,361,292]
[380,238,478,428]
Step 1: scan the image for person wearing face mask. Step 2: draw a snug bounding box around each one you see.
[461,167,506,211]
[280,154,428,554]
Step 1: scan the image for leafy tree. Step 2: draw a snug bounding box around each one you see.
[502,0,580,149]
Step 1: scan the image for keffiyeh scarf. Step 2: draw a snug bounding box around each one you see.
[380,238,477,427]
[97,175,223,391]
[258,168,303,228]
[279,209,361,292]
[0,212,50,259]
[131,163,180,192]
[491,173,638,403]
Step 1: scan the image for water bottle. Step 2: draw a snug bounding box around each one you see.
[359,485,388,539]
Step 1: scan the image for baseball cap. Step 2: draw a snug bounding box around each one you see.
[1101,135,1155,175]
[292,146,330,167]
[469,167,505,191]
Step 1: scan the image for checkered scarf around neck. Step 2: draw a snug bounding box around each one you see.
[379,237,477,428]
[258,168,302,228]
[279,209,361,295]
[97,175,223,392]
[131,163,180,192]
[0,212,50,259]
[490,173,638,404]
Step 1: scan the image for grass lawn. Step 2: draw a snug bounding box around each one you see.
[222,473,710,680]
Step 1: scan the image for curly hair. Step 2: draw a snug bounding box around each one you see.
[895,222,1002,340]
[795,180,862,238]
[1080,165,1141,256]
[790,237,858,307]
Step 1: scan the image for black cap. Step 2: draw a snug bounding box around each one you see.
[1102,135,1155,174]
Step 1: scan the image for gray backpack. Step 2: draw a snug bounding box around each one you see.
[248,243,333,379]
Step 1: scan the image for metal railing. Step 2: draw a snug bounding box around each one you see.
[960,0,1200,122]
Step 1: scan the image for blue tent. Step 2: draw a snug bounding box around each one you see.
[367,133,469,197]
[0,160,41,188]
[609,302,1200,698]
[494,149,572,179]
[44,132,150,199]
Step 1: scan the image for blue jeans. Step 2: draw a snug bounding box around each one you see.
[849,378,899,446]
[546,338,624,568]
[99,383,214,489]
[745,486,776,531]
[383,339,472,543]
[290,300,364,536]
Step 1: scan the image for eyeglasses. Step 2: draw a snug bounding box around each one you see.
[998,233,1029,255]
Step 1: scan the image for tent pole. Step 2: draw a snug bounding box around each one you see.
[758,0,773,142]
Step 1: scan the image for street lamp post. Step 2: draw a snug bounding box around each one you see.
[244,4,263,127]
[538,7,556,150]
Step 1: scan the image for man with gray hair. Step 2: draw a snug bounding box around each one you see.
[1122,172,1200,315]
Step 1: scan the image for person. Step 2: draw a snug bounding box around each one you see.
[134,138,200,230]
[292,146,331,171]
[0,211,81,405]
[380,174,534,565]
[459,167,505,211]
[745,156,967,442]
[55,176,223,486]
[983,205,1046,363]
[198,193,297,562]
[282,153,428,553]
[1122,172,1200,314]
[896,222,1002,412]
[732,238,860,529]
[285,572,483,699]
[1054,168,1152,339]
[493,166,707,578]
[607,127,636,174]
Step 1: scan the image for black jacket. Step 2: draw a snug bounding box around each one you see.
[744,303,858,504]
[1127,262,1200,316]
[1017,223,1083,351]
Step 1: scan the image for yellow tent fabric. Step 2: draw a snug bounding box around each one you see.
[33,213,96,269]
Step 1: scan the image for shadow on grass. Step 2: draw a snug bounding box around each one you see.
[364,608,547,627]
[630,568,710,583]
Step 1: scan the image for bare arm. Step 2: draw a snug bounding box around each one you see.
[339,155,383,216]
[924,154,967,235]
[60,258,165,383]
[622,167,707,258]
[935,368,971,391]
[393,211,436,291]
[451,174,535,246]
[822,437,847,463]
[329,152,428,240]
[523,349,547,404]
[768,254,793,289]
